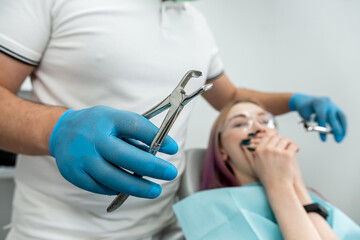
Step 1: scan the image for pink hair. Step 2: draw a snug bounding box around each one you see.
[201,123,238,190]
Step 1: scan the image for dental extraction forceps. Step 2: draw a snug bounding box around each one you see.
[300,114,332,134]
[107,70,213,212]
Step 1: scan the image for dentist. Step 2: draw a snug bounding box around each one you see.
[0,0,346,239]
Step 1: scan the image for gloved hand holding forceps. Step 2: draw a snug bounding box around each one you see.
[107,70,213,212]
[50,70,211,202]
[49,105,179,199]
[289,93,347,142]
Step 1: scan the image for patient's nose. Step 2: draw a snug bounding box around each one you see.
[250,121,267,132]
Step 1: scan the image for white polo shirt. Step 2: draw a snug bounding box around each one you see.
[0,0,223,239]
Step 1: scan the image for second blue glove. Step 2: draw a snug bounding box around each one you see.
[289,93,347,142]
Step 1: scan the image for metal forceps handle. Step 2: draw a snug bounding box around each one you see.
[106,111,174,213]
[107,70,212,212]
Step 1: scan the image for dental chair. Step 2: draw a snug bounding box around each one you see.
[178,148,207,200]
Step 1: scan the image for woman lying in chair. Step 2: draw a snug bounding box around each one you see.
[173,100,360,240]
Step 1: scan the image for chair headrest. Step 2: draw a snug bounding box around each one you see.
[178,148,207,200]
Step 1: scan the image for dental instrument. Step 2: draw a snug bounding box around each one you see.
[300,115,332,134]
[106,70,213,212]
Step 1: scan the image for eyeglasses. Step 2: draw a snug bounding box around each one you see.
[222,111,276,133]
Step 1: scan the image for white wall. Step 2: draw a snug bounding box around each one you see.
[186,0,360,224]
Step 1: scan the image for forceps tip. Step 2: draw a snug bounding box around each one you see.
[106,205,115,213]
[203,83,213,91]
[187,70,202,78]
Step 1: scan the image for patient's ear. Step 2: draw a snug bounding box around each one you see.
[218,135,229,161]
[220,147,235,174]
[219,146,229,162]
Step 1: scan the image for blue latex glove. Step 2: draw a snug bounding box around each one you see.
[49,106,179,198]
[289,93,347,142]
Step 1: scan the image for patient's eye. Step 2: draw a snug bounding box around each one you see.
[233,120,249,128]
[260,119,270,124]
[258,116,271,125]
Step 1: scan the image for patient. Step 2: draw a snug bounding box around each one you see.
[173,100,360,240]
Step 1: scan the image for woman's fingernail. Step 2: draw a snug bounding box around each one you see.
[240,139,251,145]
[248,130,260,137]
[247,147,255,152]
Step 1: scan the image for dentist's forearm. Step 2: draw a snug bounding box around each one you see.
[202,73,293,114]
[0,86,66,155]
[234,88,293,116]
